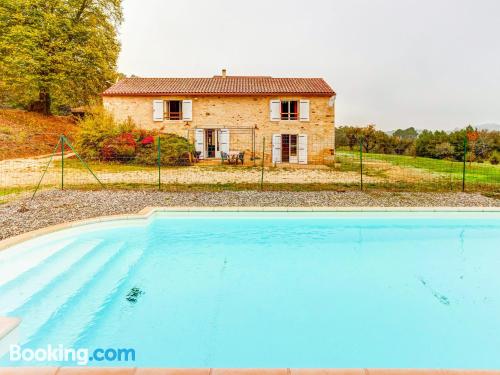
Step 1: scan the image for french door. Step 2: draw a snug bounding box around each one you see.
[281,134,298,163]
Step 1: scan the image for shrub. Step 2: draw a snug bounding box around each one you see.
[74,107,194,165]
[135,134,194,166]
[74,107,132,159]
[490,152,499,165]
[101,133,137,161]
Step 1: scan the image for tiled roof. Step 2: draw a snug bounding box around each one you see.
[102,76,335,96]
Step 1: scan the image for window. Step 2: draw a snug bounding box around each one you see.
[164,100,182,120]
[280,100,298,120]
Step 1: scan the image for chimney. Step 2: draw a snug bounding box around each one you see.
[221,69,227,78]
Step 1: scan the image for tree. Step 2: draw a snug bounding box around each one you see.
[344,126,363,150]
[360,125,378,152]
[393,127,418,140]
[0,0,123,114]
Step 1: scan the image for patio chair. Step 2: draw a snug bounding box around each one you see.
[221,151,228,164]
[193,151,201,163]
[238,151,245,165]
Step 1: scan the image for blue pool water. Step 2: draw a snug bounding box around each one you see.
[1,211,500,368]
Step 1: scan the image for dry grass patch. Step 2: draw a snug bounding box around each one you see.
[0,109,77,160]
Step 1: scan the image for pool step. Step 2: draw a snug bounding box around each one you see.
[0,239,102,314]
[28,242,145,348]
[0,239,75,287]
[72,241,151,349]
[11,240,124,345]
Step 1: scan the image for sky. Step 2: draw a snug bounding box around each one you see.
[117,0,500,131]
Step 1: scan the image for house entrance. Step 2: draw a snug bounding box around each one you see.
[205,129,219,158]
[281,134,298,163]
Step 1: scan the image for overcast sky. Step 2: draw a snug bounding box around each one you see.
[117,0,500,130]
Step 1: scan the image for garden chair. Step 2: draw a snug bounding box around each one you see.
[238,151,245,165]
[221,151,228,164]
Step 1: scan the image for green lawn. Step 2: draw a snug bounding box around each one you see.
[336,151,500,185]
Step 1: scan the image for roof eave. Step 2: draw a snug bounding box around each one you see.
[101,92,335,97]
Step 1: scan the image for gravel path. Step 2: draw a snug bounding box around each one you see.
[0,190,498,241]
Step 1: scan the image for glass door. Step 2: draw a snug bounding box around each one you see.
[281,134,298,163]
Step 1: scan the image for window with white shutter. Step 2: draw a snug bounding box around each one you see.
[153,100,163,121]
[182,100,192,121]
[272,134,282,163]
[270,100,281,121]
[298,134,308,164]
[299,100,310,121]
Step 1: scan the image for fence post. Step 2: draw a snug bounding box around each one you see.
[253,127,256,167]
[260,137,265,190]
[32,136,62,200]
[62,136,105,188]
[61,135,64,190]
[157,135,161,191]
[462,136,467,192]
[359,137,363,191]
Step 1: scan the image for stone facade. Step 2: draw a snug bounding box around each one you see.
[102,95,335,164]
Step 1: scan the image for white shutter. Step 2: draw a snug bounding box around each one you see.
[270,100,281,121]
[298,134,308,164]
[195,129,204,159]
[153,100,164,121]
[272,134,282,163]
[219,129,230,154]
[299,100,310,121]
[182,100,192,121]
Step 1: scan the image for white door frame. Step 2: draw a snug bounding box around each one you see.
[281,134,299,164]
[204,128,219,158]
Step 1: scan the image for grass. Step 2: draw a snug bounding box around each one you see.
[0,186,33,203]
[49,180,500,193]
[0,109,77,160]
[52,158,261,172]
[53,182,359,192]
[52,159,157,172]
[336,150,500,184]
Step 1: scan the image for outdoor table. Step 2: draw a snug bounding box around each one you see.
[228,151,240,164]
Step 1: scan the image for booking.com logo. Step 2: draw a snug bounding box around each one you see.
[9,344,135,366]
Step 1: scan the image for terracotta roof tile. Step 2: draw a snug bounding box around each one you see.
[102,76,335,96]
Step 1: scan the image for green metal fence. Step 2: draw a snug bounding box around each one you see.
[1,133,499,199]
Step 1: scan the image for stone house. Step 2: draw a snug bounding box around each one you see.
[102,70,336,164]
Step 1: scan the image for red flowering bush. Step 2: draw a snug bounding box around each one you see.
[141,135,155,146]
[101,133,137,161]
[75,108,194,165]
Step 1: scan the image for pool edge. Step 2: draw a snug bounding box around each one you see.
[1,206,499,252]
[0,368,500,374]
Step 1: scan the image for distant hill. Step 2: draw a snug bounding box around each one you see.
[477,123,500,131]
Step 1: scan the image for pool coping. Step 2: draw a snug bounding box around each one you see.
[1,206,499,252]
[0,368,499,374]
[0,317,20,342]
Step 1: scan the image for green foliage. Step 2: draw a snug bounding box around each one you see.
[393,127,418,140]
[74,108,194,165]
[490,152,499,165]
[337,125,500,163]
[74,107,122,159]
[336,125,414,155]
[135,134,194,166]
[0,0,123,113]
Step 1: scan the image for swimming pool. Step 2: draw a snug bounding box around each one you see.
[1,210,500,368]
